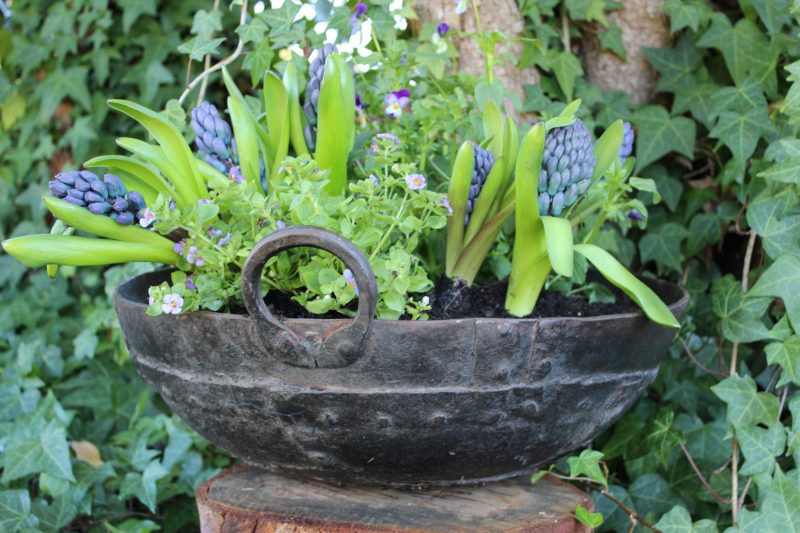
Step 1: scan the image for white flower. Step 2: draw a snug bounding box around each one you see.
[422,296,430,306]
[162,293,184,315]
[139,208,156,228]
[455,0,468,15]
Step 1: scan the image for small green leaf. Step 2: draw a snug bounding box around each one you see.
[177,36,225,62]
[750,255,800,332]
[711,275,772,343]
[574,504,603,528]
[567,449,607,486]
[711,374,780,430]
[632,106,696,169]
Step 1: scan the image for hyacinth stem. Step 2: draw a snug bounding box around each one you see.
[283,62,310,156]
[506,124,548,317]
[1,235,178,268]
[450,200,514,284]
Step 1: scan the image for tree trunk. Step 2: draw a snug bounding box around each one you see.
[582,0,670,104]
[414,0,539,116]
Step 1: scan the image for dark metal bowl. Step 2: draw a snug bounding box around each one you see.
[115,227,688,487]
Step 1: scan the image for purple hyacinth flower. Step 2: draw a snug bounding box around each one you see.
[436,22,450,36]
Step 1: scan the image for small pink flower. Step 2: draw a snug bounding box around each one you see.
[174,240,187,256]
[162,293,184,314]
[405,173,427,191]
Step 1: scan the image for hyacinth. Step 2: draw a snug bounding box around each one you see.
[303,44,337,151]
[537,119,596,217]
[49,170,146,226]
[619,121,634,163]
[191,102,239,174]
[464,142,496,225]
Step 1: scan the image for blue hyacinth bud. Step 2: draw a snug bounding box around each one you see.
[619,121,634,163]
[74,177,90,192]
[55,171,78,186]
[464,142,496,226]
[65,196,86,207]
[115,211,134,225]
[89,179,109,199]
[303,44,337,151]
[127,191,146,212]
[49,180,70,198]
[84,191,105,204]
[112,197,129,212]
[537,119,596,216]
[104,174,126,197]
[87,202,112,215]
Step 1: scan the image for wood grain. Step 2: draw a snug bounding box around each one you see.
[197,465,592,533]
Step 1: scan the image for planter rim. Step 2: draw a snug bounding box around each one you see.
[117,268,689,326]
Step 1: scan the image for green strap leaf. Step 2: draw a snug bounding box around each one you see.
[506,124,548,317]
[43,197,175,251]
[574,243,680,327]
[227,95,262,192]
[541,215,574,277]
[592,119,624,182]
[115,137,189,204]
[2,235,178,268]
[452,201,515,284]
[107,99,205,201]
[445,141,475,276]
[283,62,310,156]
[264,72,290,186]
[315,53,354,195]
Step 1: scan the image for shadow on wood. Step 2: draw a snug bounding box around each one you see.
[196,465,592,532]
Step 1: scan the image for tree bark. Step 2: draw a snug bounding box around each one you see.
[582,0,670,104]
[414,0,539,115]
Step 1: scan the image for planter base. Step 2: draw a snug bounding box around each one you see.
[196,465,592,532]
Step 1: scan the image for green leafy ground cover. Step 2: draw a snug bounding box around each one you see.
[0,0,798,531]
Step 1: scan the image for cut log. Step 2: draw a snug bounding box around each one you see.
[197,465,592,532]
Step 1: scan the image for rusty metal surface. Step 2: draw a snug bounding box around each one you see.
[196,465,593,533]
[115,226,689,487]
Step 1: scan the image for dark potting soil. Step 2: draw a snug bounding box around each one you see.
[257,276,636,320]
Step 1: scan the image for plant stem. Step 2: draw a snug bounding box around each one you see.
[679,442,731,506]
[178,0,248,105]
[370,190,408,260]
[196,0,223,107]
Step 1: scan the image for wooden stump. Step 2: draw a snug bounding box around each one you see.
[196,465,593,533]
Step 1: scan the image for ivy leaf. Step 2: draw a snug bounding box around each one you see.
[789,396,800,465]
[549,50,583,101]
[32,496,78,531]
[685,213,721,257]
[639,222,687,273]
[711,275,773,343]
[764,337,800,387]
[757,157,800,185]
[737,423,786,477]
[746,190,800,259]
[711,375,779,430]
[120,460,169,513]
[118,0,157,34]
[191,9,222,39]
[734,470,800,532]
[566,449,606,486]
[661,0,712,33]
[598,25,625,60]
[564,0,608,24]
[1,418,75,483]
[60,116,98,163]
[0,490,34,531]
[709,79,767,117]
[645,36,701,93]
[629,474,683,516]
[708,107,774,162]
[655,505,718,532]
[259,2,301,36]
[750,0,791,34]
[33,66,91,121]
[673,83,719,128]
[177,36,225,62]
[236,17,268,44]
[750,254,800,332]
[574,505,603,528]
[642,410,681,467]
[632,106,696,169]
[243,40,275,86]
[697,14,777,95]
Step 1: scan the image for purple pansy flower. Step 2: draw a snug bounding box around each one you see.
[162,293,184,314]
[384,89,410,119]
[440,195,453,214]
[627,209,645,222]
[174,239,187,256]
[350,2,367,34]
[436,22,450,36]
[139,208,156,228]
[355,93,364,111]
[405,173,427,191]
[343,268,359,296]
